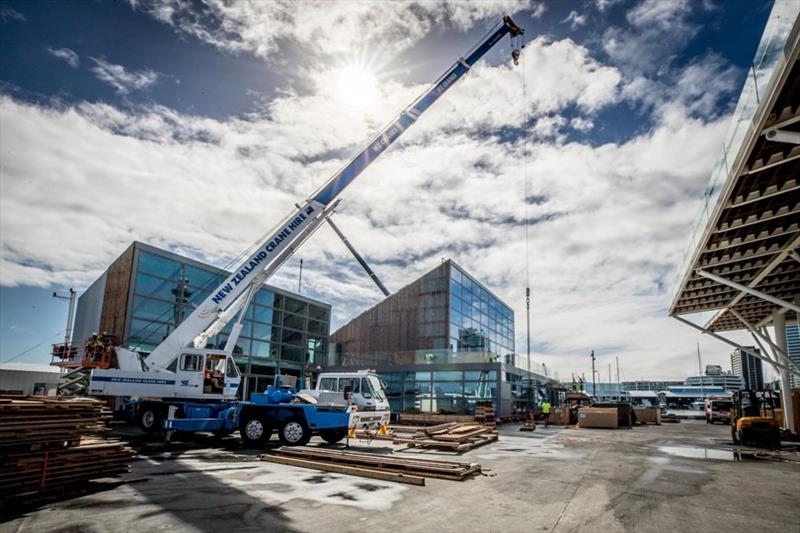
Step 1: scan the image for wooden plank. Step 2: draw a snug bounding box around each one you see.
[261,454,426,486]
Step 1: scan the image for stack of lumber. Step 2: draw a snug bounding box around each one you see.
[474,401,496,427]
[390,422,498,451]
[0,437,134,499]
[0,396,108,451]
[262,446,481,486]
[398,413,476,425]
[0,396,133,502]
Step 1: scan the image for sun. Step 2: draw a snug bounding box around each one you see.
[336,64,379,110]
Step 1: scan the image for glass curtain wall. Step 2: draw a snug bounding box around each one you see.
[126,248,329,375]
[381,369,498,414]
[448,264,514,358]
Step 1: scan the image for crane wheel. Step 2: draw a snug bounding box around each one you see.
[320,429,347,444]
[240,414,271,447]
[139,405,163,433]
[279,418,311,446]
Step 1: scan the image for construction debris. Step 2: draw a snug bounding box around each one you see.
[0,396,133,504]
[261,446,481,485]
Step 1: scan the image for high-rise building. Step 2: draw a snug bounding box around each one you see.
[72,241,331,398]
[730,347,764,391]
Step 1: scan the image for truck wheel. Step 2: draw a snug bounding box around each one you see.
[240,414,271,447]
[320,429,347,444]
[139,405,163,433]
[279,418,310,446]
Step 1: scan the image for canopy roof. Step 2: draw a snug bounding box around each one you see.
[670,6,800,332]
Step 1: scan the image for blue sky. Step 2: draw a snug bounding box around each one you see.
[0,0,782,380]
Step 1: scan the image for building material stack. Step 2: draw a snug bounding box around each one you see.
[390,422,498,451]
[262,446,481,486]
[0,396,134,503]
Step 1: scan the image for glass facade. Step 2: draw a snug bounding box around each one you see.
[380,368,498,415]
[448,264,514,358]
[125,246,330,377]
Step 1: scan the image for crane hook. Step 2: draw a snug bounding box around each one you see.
[512,49,521,66]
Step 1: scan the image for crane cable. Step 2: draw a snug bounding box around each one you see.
[520,37,532,376]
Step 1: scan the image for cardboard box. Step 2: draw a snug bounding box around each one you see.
[578,407,618,429]
[633,407,661,425]
[550,406,571,426]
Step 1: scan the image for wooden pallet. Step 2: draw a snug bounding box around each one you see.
[261,446,481,485]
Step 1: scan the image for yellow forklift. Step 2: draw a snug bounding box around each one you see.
[730,389,781,449]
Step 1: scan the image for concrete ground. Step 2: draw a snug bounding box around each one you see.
[3,420,799,533]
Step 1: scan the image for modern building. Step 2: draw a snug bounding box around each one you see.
[731,347,764,391]
[329,259,548,417]
[684,369,743,390]
[621,380,683,392]
[72,241,332,398]
[0,363,61,396]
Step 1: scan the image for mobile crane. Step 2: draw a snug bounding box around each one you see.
[89,15,525,445]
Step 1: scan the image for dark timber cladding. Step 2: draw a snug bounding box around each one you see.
[98,243,135,341]
[331,262,450,354]
[670,11,800,332]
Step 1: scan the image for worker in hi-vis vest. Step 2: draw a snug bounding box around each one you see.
[540,400,552,427]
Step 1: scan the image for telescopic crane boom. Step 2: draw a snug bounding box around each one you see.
[92,15,524,401]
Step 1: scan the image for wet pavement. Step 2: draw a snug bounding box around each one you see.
[2,420,799,532]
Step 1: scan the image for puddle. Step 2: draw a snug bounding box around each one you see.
[657,446,736,461]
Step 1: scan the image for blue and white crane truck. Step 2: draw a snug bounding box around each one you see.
[88,15,525,446]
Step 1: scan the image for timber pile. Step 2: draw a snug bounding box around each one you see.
[0,396,108,451]
[0,437,135,500]
[0,396,134,504]
[390,422,498,451]
[397,413,475,425]
[261,446,481,486]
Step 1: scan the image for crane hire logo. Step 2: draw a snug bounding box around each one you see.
[211,206,316,305]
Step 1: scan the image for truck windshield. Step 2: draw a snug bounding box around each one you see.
[366,375,386,401]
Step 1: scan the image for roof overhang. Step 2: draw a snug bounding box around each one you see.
[670,7,800,333]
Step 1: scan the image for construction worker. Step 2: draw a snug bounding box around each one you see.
[540,399,552,427]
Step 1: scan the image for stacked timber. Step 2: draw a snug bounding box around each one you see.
[0,396,108,450]
[0,396,134,503]
[262,446,481,485]
[390,422,498,451]
[473,401,496,427]
[397,413,476,425]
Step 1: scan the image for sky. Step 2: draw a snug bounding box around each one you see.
[0,0,784,382]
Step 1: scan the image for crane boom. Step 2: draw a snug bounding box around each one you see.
[144,16,524,368]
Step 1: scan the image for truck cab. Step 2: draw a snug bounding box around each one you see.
[314,370,391,431]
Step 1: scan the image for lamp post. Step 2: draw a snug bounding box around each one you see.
[590,350,596,398]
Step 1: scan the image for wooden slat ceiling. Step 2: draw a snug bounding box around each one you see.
[671,51,800,332]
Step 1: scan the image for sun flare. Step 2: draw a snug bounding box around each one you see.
[336,65,379,110]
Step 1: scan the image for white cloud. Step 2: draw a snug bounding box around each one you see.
[603,0,699,74]
[0,24,745,380]
[594,0,622,12]
[562,10,587,30]
[89,57,160,94]
[128,0,531,59]
[0,6,25,22]
[47,47,80,68]
[570,117,594,131]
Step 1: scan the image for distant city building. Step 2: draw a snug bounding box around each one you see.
[787,323,799,389]
[684,372,742,390]
[329,260,550,417]
[730,347,764,390]
[621,380,683,391]
[72,241,331,399]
